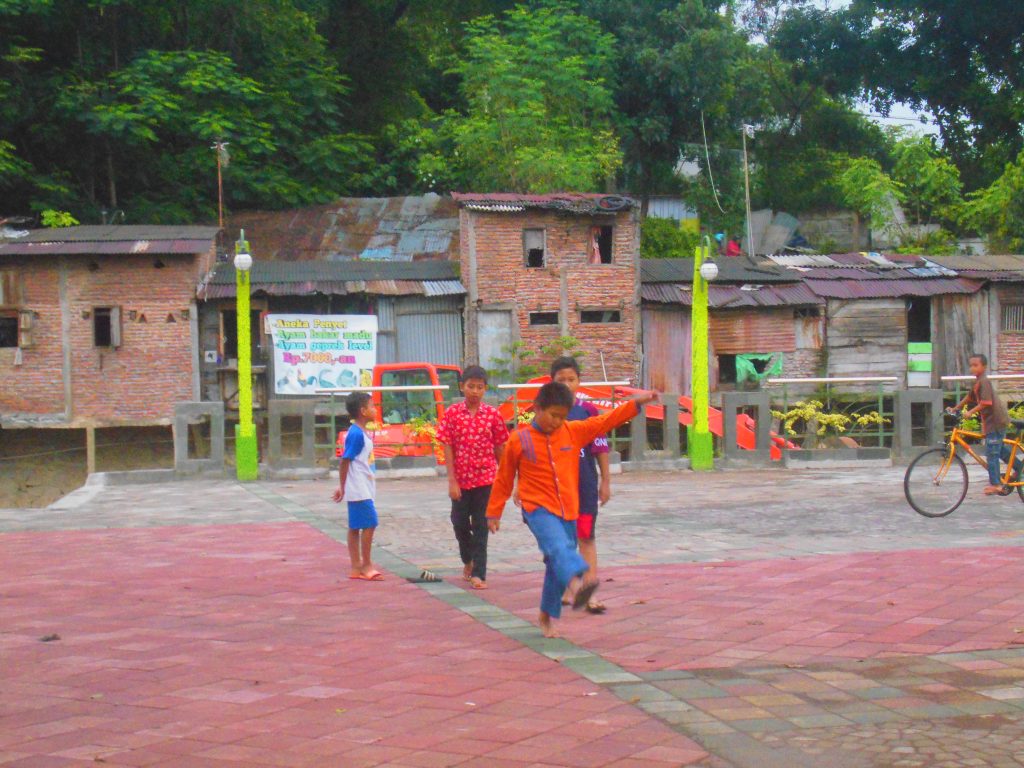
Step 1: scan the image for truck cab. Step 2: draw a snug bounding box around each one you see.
[372,363,462,425]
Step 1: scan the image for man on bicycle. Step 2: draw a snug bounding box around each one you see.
[948,353,1015,496]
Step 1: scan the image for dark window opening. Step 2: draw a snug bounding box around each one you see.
[794,307,821,319]
[718,354,737,384]
[221,309,262,360]
[590,226,613,264]
[524,229,545,268]
[580,309,621,323]
[907,297,931,343]
[0,314,16,347]
[529,311,559,326]
[93,307,113,347]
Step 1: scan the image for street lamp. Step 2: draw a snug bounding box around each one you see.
[234,229,258,481]
[689,235,717,471]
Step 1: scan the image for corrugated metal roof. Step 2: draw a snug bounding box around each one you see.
[207,259,459,285]
[10,225,220,242]
[641,258,799,284]
[641,282,822,308]
[227,194,458,262]
[200,260,464,299]
[0,224,218,256]
[928,253,1024,281]
[451,192,635,214]
[0,239,215,256]
[802,277,983,299]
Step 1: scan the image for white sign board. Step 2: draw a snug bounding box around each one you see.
[267,314,378,395]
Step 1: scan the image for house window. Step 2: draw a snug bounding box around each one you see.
[524,229,545,268]
[0,312,16,348]
[718,354,737,384]
[529,311,559,326]
[580,309,621,323]
[92,306,121,348]
[589,226,613,264]
[794,307,820,319]
[1002,304,1024,332]
[907,297,931,343]
[221,309,263,360]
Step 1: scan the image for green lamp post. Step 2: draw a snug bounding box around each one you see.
[688,235,719,471]
[234,230,258,481]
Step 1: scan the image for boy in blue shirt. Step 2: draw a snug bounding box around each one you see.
[333,392,383,581]
[551,357,611,613]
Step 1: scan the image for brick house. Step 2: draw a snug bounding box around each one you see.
[0,226,219,435]
[453,193,641,382]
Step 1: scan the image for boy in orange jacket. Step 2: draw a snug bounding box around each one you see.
[487,382,658,637]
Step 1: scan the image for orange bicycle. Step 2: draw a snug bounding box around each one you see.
[904,415,1024,517]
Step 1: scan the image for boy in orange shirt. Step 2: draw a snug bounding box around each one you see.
[487,382,657,637]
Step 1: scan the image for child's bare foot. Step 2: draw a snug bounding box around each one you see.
[539,611,559,638]
[463,562,474,581]
[470,577,488,590]
[348,570,363,580]
[983,485,1004,496]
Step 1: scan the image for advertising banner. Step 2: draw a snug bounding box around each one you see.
[267,314,378,395]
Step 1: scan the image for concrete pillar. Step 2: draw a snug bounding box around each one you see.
[629,403,647,463]
[173,401,225,474]
[663,394,680,457]
[86,426,96,475]
[895,388,944,459]
[268,399,317,469]
[721,391,772,465]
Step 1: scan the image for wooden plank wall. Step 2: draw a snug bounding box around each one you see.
[932,292,991,384]
[826,298,907,381]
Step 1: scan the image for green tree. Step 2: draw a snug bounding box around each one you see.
[441,4,621,193]
[581,0,770,212]
[772,0,1024,189]
[891,134,962,227]
[836,157,904,245]
[962,151,1024,253]
[640,217,699,260]
[0,0,373,221]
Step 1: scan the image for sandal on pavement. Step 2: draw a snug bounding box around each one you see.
[572,580,599,611]
[585,600,607,614]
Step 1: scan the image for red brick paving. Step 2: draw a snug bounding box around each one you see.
[0,522,707,767]
[475,547,1024,671]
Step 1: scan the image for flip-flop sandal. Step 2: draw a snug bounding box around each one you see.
[359,570,385,581]
[572,580,599,611]
[585,601,607,615]
[470,578,488,590]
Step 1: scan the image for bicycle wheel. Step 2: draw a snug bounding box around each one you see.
[904,448,968,518]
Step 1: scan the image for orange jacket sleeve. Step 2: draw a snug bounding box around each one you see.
[566,400,640,449]
[487,430,521,519]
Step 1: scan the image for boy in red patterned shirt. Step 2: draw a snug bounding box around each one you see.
[436,365,509,589]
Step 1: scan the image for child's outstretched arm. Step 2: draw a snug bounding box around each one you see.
[567,391,660,448]
[486,436,521,532]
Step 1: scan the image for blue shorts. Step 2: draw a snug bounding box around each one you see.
[347,500,378,530]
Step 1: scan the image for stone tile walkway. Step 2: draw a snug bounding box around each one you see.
[5,468,1024,766]
[1,522,709,768]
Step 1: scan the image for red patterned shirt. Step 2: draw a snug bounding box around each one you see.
[436,401,510,490]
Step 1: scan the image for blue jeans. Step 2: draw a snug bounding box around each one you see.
[523,507,589,619]
[985,430,1023,486]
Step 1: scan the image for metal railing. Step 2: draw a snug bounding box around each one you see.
[306,381,634,463]
[764,376,900,449]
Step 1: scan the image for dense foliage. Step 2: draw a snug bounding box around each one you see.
[0,0,1019,250]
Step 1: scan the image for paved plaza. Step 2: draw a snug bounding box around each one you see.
[4,464,1024,766]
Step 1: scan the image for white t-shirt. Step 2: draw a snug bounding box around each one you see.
[341,424,376,502]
